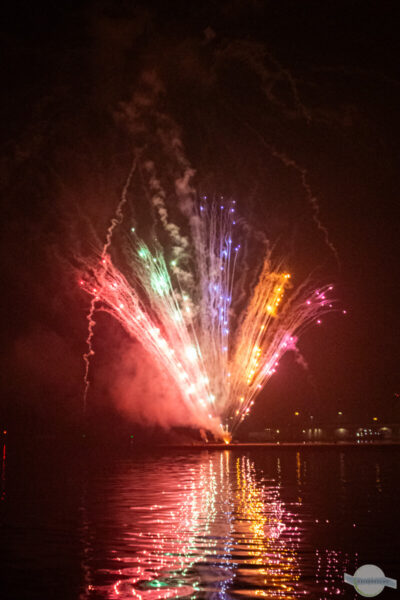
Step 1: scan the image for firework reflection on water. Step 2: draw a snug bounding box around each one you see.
[81,452,313,599]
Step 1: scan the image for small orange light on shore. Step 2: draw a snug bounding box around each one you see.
[373,417,378,421]
[294,411,299,416]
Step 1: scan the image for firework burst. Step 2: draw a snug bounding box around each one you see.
[80,195,336,441]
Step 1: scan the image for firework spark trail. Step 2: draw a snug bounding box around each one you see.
[228,262,335,428]
[82,157,137,414]
[230,115,341,269]
[215,44,339,266]
[103,156,138,258]
[82,298,96,415]
[266,148,341,268]
[189,199,239,417]
[81,195,337,439]
[81,246,222,435]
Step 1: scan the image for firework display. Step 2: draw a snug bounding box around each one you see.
[80,196,335,441]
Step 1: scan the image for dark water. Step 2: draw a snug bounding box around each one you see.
[0,444,399,599]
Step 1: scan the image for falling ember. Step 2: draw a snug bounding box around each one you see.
[80,198,337,440]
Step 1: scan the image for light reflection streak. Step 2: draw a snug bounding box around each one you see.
[234,456,302,598]
[83,453,305,599]
[315,549,355,598]
[295,452,302,505]
[0,439,6,502]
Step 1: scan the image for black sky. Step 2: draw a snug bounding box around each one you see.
[1,0,400,435]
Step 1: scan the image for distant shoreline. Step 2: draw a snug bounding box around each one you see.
[159,441,400,449]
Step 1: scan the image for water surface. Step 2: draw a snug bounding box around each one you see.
[1,445,399,599]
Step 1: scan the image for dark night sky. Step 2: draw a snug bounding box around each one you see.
[1,0,399,436]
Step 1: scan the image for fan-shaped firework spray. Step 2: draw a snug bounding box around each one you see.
[80,193,336,441]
